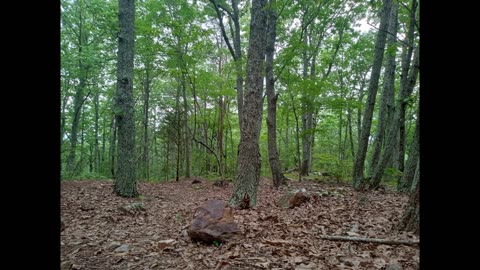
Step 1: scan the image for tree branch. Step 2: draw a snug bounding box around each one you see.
[209,0,236,60]
[318,235,419,246]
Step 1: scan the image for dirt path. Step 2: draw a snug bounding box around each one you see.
[61,178,419,269]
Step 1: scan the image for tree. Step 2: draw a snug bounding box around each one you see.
[266,0,287,188]
[113,0,137,197]
[369,46,419,189]
[352,0,393,190]
[398,106,419,192]
[396,159,419,235]
[229,0,267,208]
[208,0,244,129]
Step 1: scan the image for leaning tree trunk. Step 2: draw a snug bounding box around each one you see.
[266,0,287,188]
[398,105,419,192]
[352,0,393,190]
[396,159,419,235]
[229,0,267,209]
[395,0,418,179]
[368,2,398,176]
[113,0,137,197]
[369,46,419,189]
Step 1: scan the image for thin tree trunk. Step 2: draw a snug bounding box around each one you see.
[347,107,355,160]
[113,0,137,197]
[229,0,267,208]
[142,68,151,180]
[94,91,100,173]
[209,0,244,130]
[398,106,419,192]
[266,0,287,188]
[218,96,225,177]
[175,82,182,181]
[352,0,393,190]
[396,0,418,177]
[109,115,117,178]
[66,3,89,175]
[368,3,398,176]
[291,94,302,182]
[181,70,191,179]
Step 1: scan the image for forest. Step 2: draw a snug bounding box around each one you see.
[61,0,420,269]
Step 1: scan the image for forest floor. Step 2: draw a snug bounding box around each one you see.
[61,177,419,270]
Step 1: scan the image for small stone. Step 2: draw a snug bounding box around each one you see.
[114,244,129,253]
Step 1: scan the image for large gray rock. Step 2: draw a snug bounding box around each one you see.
[277,189,311,208]
[187,200,241,243]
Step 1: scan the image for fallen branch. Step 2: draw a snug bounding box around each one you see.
[283,167,299,173]
[318,235,419,246]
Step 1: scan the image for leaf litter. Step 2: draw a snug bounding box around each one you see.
[61,178,419,269]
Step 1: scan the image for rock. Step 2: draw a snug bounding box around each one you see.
[61,219,65,232]
[191,179,202,184]
[107,241,122,251]
[118,202,145,215]
[61,261,73,270]
[386,263,403,270]
[114,244,129,253]
[187,200,241,243]
[277,190,311,208]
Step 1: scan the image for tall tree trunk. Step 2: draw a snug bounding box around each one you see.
[209,0,244,130]
[94,91,100,173]
[181,71,191,179]
[347,107,355,160]
[369,46,419,188]
[285,110,289,170]
[101,114,107,173]
[396,159,419,235]
[291,94,302,182]
[142,68,151,180]
[109,115,117,178]
[368,3,398,176]
[66,63,87,175]
[66,2,89,175]
[300,27,311,176]
[175,82,182,181]
[266,0,287,188]
[229,0,267,208]
[113,0,137,197]
[398,106,419,192]
[218,96,225,178]
[396,0,418,177]
[352,0,393,190]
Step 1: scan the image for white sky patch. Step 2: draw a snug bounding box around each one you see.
[353,18,373,33]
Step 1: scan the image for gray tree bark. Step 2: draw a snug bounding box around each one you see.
[109,115,117,178]
[66,2,89,175]
[352,0,393,190]
[265,0,287,188]
[229,0,267,208]
[141,67,151,180]
[395,0,418,178]
[396,159,419,235]
[398,106,419,192]
[113,0,137,197]
[94,91,100,173]
[368,3,398,176]
[369,46,419,188]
